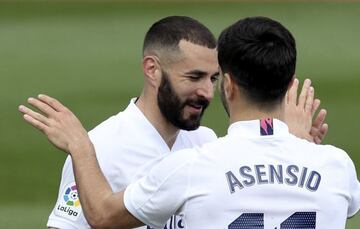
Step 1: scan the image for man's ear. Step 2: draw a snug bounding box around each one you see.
[223,73,236,101]
[142,56,161,88]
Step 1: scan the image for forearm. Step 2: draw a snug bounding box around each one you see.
[69,140,114,227]
[19,94,141,228]
[69,140,141,229]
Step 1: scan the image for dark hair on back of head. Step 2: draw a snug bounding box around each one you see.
[143,16,216,55]
[218,16,296,108]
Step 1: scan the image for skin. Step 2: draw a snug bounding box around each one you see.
[19,80,327,229]
[136,40,219,147]
[19,41,328,228]
[45,39,220,229]
[284,78,328,143]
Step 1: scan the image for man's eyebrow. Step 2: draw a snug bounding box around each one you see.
[185,70,220,77]
[185,70,207,76]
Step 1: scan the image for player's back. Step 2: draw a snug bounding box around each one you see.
[182,119,359,229]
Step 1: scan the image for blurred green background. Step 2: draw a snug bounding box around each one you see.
[0,1,359,228]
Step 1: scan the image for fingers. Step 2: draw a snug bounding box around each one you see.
[298,79,311,108]
[18,104,49,126]
[313,109,327,129]
[22,113,48,132]
[304,86,314,113]
[314,135,321,144]
[311,99,321,118]
[37,94,66,112]
[319,123,329,141]
[19,94,66,132]
[287,78,299,104]
[311,109,328,144]
[313,123,328,144]
[27,97,57,117]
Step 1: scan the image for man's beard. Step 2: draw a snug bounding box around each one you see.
[220,78,230,117]
[157,70,209,131]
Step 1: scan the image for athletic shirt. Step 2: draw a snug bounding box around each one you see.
[47,99,217,229]
[124,119,360,229]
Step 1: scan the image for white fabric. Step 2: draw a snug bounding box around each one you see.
[124,119,360,229]
[47,99,217,229]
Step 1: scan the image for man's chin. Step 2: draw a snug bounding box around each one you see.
[179,117,201,131]
[181,125,200,131]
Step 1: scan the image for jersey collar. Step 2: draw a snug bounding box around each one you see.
[124,98,174,153]
[227,118,289,138]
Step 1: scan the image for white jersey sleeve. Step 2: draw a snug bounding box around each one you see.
[124,148,196,229]
[47,156,88,229]
[346,154,360,218]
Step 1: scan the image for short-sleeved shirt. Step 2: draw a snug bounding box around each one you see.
[124,119,360,229]
[47,99,217,229]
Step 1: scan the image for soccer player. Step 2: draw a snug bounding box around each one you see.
[46,16,220,229]
[20,17,330,229]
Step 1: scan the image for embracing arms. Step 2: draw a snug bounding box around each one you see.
[19,79,328,228]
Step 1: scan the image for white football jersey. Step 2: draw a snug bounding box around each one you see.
[47,99,217,229]
[124,119,360,229]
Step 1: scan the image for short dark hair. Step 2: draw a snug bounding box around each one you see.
[218,16,296,108]
[143,16,217,56]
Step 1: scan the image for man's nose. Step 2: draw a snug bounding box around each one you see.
[196,79,214,101]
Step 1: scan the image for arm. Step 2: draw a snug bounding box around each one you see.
[19,95,142,229]
[70,140,141,228]
[284,78,328,143]
[47,156,84,228]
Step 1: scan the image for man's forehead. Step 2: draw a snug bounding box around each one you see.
[178,40,217,56]
[176,40,218,70]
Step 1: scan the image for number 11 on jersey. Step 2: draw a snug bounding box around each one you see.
[228,212,316,229]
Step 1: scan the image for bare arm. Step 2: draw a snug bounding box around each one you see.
[19,95,142,229]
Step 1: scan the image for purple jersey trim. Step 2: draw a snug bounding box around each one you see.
[260,118,273,136]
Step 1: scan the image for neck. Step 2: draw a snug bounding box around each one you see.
[135,89,179,149]
[229,99,284,125]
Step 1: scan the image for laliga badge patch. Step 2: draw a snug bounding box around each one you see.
[54,181,82,221]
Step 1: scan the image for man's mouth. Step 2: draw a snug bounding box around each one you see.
[184,98,209,115]
[187,103,203,113]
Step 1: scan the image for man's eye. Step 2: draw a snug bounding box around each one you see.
[211,75,219,83]
[188,76,200,80]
